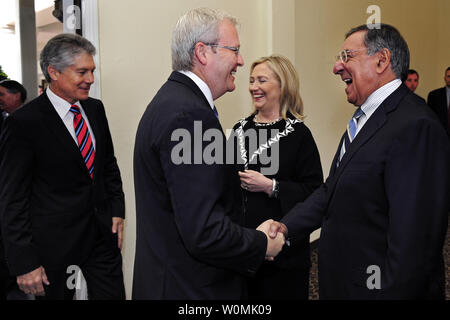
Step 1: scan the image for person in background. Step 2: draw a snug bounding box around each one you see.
[231,54,323,299]
[0,80,27,123]
[0,79,28,300]
[404,69,419,92]
[427,66,450,136]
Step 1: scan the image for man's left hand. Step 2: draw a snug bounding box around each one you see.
[112,217,124,250]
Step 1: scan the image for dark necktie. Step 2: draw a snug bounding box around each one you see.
[70,105,95,179]
[213,105,219,119]
[344,107,364,153]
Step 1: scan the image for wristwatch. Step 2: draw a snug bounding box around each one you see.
[269,178,279,198]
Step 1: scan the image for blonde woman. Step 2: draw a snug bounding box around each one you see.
[231,55,323,299]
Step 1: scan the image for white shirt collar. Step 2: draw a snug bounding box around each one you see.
[46,87,81,119]
[360,79,402,118]
[178,70,215,110]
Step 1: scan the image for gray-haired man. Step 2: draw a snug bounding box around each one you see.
[0,33,126,299]
[132,8,284,299]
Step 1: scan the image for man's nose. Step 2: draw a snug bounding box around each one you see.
[333,60,344,75]
[85,71,94,83]
[237,53,244,67]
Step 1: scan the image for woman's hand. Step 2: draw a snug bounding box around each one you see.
[238,170,273,195]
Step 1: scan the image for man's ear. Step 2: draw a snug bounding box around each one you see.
[376,48,391,73]
[47,65,60,81]
[193,42,208,66]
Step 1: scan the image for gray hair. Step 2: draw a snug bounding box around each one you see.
[40,33,96,82]
[345,24,410,81]
[171,8,238,71]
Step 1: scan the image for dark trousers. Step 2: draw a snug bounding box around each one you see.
[247,263,310,300]
[37,228,125,300]
[0,256,15,300]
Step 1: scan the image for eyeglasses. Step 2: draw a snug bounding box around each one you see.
[336,49,366,63]
[206,43,240,56]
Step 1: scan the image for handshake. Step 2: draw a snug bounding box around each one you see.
[256,219,288,261]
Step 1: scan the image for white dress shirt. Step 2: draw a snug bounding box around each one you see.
[46,87,96,150]
[178,70,215,111]
[340,79,402,159]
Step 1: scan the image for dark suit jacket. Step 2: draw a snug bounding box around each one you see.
[282,84,450,299]
[427,87,448,135]
[132,71,267,299]
[0,92,125,276]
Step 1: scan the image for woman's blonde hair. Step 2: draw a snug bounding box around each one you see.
[250,54,304,120]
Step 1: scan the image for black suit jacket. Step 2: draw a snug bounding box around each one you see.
[132,71,267,299]
[0,92,125,276]
[282,84,450,299]
[427,87,448,135]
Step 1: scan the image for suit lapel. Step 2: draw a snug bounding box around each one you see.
[168,71,223,130]
[39,93,93,178]
[325,84,409,207]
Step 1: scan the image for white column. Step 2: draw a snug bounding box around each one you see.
[16,0,37,100]
[81,0,101,100]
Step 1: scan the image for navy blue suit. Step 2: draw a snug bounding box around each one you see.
[282,84,450,299]
[132,72,267,299]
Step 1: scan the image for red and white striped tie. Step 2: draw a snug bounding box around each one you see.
[70,105,95,179]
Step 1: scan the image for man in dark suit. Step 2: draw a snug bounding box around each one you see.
[0,79,27,299]
[0,34,126,299]
[427,66,450,135]
[269,24,450,299]
[132,8,284,299]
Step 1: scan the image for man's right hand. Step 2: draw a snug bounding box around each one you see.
[257,219,285,260]
[17,266,50,296]
[268,220,288,239]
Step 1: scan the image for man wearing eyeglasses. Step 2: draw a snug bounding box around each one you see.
[132,8,284,299]
[268,24,450,299]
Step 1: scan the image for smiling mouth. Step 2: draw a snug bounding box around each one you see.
[252,93,265,101]
[343,78,353,85]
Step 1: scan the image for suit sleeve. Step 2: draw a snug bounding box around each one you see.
[159,110,267,276]
[0,117,40,275]
[281,179,328,243]
[278,125,323,215]
[97,101,125,219]
[380,118,450,298]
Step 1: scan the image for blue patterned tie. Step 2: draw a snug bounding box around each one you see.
[347,107,364,143]
[338,107,364,166]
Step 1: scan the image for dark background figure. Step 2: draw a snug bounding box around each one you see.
[404,69,419,93]
[232,55,323,300]
[270,24,449,299]
[0,80,27,131]
[0,79,28,300]
[427,66,450,136]
[0,33,126,300]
